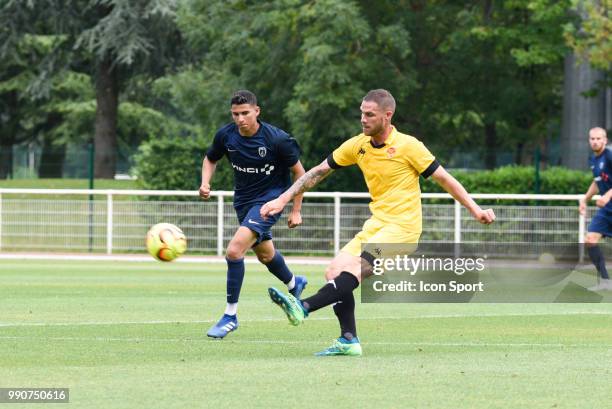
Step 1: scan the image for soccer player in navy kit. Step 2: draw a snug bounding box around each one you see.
[199,90,308,338]
[579,127,612,291]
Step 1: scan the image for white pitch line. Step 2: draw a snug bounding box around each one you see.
[0,253,331,265]
[0,335,608,349]
[1,311,611,328]
[0,316,365,328]
[0,317,314,327]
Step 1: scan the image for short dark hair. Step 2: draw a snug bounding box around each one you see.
[231,90,257,106]
[363,89,396,113]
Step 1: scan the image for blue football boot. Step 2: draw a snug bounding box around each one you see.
[206,314,238,339]
[289,275,308,299]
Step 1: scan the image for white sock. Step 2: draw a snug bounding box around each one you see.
[224,303,238,316]
[287,275,296,290]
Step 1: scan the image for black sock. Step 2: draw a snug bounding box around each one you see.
[333,292,356,340]
[588,245,610,279]
[301,272,359,313]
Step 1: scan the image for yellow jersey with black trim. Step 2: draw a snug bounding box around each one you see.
[328,127,437,232]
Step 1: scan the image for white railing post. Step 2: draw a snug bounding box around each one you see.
[454,200,461,243]
[106,192,113,254]
[454,200,462,258]
[334,193,341,255]
[217,194,224,256]
[579,200,586,262]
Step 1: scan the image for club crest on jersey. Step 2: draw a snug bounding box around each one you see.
[600,162,604,169]
[258,147,267,157]
[387,147,396,158]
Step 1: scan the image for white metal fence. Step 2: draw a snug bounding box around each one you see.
[0,189,592,256]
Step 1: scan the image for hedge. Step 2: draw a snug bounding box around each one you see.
[420,165,591,205]
[421,166,591,195]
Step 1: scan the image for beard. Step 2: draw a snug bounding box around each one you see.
[363,123,384,137]
[592,143,605,152]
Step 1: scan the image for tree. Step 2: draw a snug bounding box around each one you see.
[171,0,420,190]
[0,44,28,178]
[402,0,571,168]
[178,0,572,174]
[1,0,579,184]
[0,0,183,178]
[0,33,67,178]
[564,0,612,73]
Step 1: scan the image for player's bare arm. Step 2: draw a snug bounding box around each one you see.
[430,166,496,224]
[580,181,598,215]
[261,159,334,217]
[597,189,612,208]
[199,156,217,200]
[288,161,306,228]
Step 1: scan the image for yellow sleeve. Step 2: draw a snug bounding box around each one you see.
[330,136,360,167]
[406,139,436,174]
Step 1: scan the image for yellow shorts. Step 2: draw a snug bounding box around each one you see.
[341,217,421,257]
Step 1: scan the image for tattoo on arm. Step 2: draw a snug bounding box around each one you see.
[285,165,333,200]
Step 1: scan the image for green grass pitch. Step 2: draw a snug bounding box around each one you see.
[1,260,612,408]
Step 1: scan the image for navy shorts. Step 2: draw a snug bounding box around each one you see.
[588,207,612,238]
[235,203,282,246]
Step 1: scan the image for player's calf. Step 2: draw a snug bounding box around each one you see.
[301,271,359,313]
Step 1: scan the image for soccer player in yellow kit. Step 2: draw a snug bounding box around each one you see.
[261,89,496,356]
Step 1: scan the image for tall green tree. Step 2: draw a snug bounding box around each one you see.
[0,0,182,178]
[0,35,34,178]
[173,0,419,190]
[178,0,571,173]
[564,0,612,73]
[0,33,71,178]
[401,0,571,168]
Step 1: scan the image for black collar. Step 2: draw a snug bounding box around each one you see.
[369,140,386,149]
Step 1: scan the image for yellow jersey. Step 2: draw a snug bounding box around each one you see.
[328,127,437,232]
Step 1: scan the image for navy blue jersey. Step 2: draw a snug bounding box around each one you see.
[206,121,300,208]
[589,148,612,208]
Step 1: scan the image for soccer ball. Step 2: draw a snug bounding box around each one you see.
[146,223,187,262]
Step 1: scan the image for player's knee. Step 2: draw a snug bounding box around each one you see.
[226,242,247,260]
[324,266,342,281]
[326,269,360,283]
